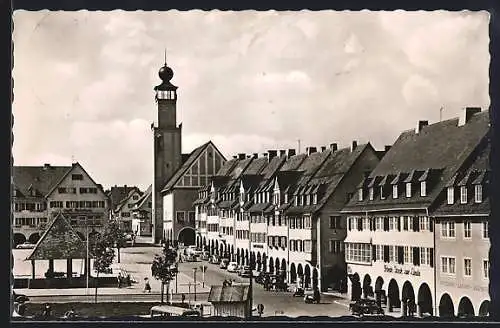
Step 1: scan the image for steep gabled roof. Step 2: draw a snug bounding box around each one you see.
[433,139,490,216]
[343,110,489,212]
[161,141,226,193]
[45,162,107,199]
[216,158,239,176]
[115,188,143,212]
[107,185,141,209]
[293,150,331,186]
[134,185,152,209]
[242,157,268,175]
[26,212,88,260]
[208,284,250,303]
[13,165,71,198]
[261,156,287,180]
[279,154,307,172]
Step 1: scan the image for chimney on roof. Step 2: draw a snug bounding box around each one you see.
[233,155,238,159]
[351,141,358,152]
[279,150,286,157]
[238,153,246,160]
[384,145,392,152]
[306,147,317,155]
[43,163,50,170]
[330,143,338,152]
[459,107,482,126]
[263,153,268,158]
[321,146,327,152]
[416,120,428,134]
[253,153,258,159]
[287,149,296,158]
[268,150,278,160]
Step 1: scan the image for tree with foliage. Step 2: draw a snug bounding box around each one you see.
[151,245,178,304]
[90,232,115,303]
[102,220,127,263]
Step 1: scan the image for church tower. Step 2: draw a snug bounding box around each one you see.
[151,61,182,244]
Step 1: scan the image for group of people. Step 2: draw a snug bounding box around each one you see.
[117,271,132,288]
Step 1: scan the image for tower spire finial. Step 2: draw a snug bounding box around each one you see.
[164,48,167,66]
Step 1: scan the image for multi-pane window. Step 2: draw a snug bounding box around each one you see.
[441,257,456,274]
[329,216,341,229]
[345,243,371,263]
[406,183,412,198]
[304,240,312,253]
[304,216,312,229]
[375,217,383,231]
[388,246,394,263]
[482,222,489,239]
[392,185,398,199]
[464,258,472,277]
[441,221,456,238]
[475,185,483,203]
[419,217,430,231]
[313,194,318,204]
[358,189,363,201]
[380,186,385,200]
[447,187,454,204]
[460,186,468,204]
[375,245,383,261]
[363,218,370,231]
[403,216,410,231]
[420,247,431,266]
[403,246,413,264]
[483,260,490,279]
[389,217,397,231]
[176,211,185,223]
[329,240,344,254]
[420,181,427,197]
[463,221,471,239]
[369,188,374,200]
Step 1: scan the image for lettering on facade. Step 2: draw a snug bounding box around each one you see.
[440,280,487,292]
[383,265,420,276]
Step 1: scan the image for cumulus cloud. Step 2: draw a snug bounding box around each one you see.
[12,10,490,189]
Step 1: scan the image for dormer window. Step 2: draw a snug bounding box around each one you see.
[460,186,467,204]
[406,183,412,198]
[368,187,373,200]
[380,186,385,200]
[266,192,270,203]
[392,185,398,199]
[313,194,318,205]
[294,196,298,206]
[475,184,483,203]
[284,194,289,204]
[300,195,304,206]
[420,181,427,197]
[305,194,310,206]
[358,188,364,201]
[447,187,454,205]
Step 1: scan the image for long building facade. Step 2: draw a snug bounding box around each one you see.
[341,107,490,318]
[194,142,382,292]
[12,162,110,246]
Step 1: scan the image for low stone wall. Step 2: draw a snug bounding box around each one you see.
[14,276,119,289]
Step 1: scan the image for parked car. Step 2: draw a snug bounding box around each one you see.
[239,266,252,278]
[349,299,384,316]
[209,255,220,264]
[226,262,239,273]
[16,242,36,249]
[185,254,199,262]
[219,258,230,269]
[186,245,202,256]
[201,251,210,261]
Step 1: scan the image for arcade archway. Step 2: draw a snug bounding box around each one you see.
[304,264,311,289]
[28,233,40,244]
[269,257,274,273]
[363,274,373,298]
[275,258,280,274]
[290,263,297,283]
[417,283,433,316]
[13,233,26,247]
[402,281,415,316]
[479,300,490,317]
[458,297,474,318]
[312,268,319,289]
[388,279,400,311]
[439,293,454,318]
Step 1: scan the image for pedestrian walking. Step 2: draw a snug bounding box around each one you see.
[42,303,52,319]
[117,273,122,288]
[181,293,186,304]
[144,277,151,293]
[126,274,131,287]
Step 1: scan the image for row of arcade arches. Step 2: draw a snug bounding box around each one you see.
[350,272,490,317]
[196,236,320,288]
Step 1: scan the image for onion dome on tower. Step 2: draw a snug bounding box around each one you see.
[154,60,178,100]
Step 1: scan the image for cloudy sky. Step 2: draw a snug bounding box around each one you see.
[12,10,490,190]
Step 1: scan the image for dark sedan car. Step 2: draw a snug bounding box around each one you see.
[350,299,384,316]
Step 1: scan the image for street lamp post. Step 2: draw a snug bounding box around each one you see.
[192,268,198,302]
